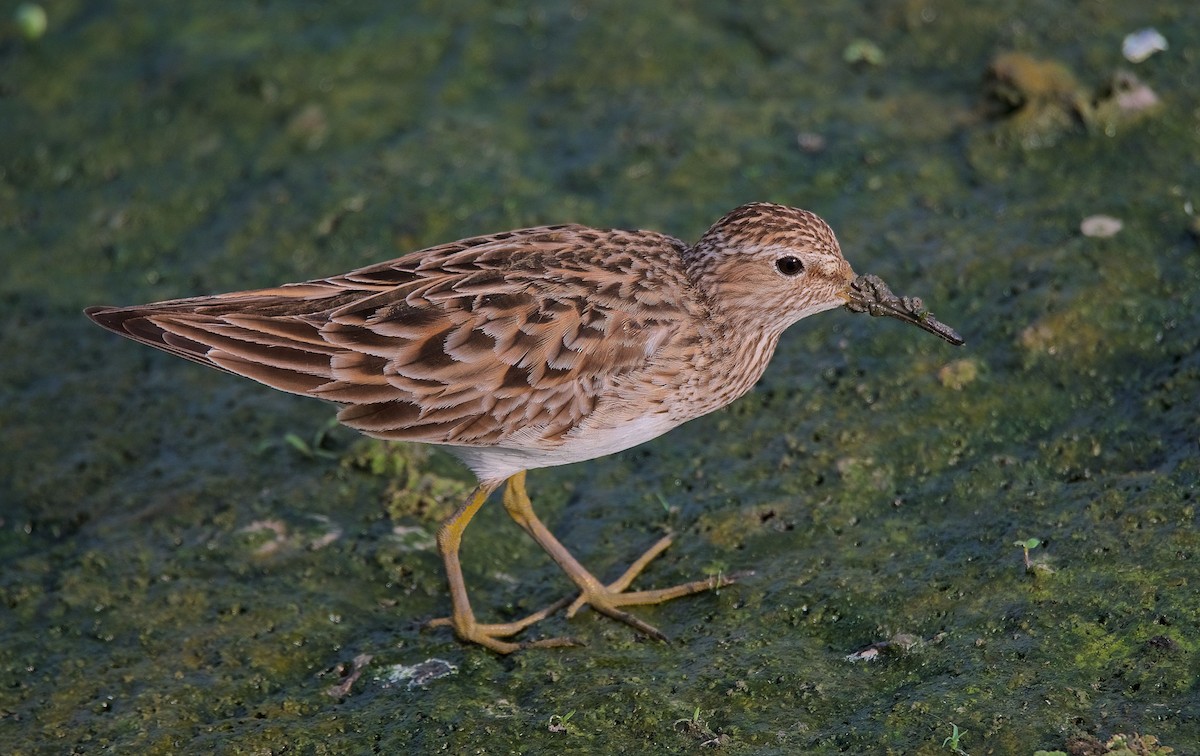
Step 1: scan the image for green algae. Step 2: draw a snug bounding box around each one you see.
[3,1,1200,753]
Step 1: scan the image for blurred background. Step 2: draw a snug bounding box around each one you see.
[2,2,1197,752]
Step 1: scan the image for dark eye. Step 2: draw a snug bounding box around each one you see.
[775,256,804,276]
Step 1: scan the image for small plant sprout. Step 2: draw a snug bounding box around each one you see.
[942,723,969,755]
[1015,537,1041,570]
[547,709,575,733]
[655,491,671,513]
[673,706,704,730]
[1013,537,1054,575]
[701,562,730,594]
[673,706,727,747]
[282,417,341,460]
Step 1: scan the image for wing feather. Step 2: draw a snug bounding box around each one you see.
[86,225,698,449]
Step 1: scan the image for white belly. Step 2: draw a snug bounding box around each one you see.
[443,411,681,483]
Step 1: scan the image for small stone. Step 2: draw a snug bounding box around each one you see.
[15,3,47,41]
[1122,28,1168,63]
[1019,323,1057,356]
[1080,215,1123,238]
[938,358,980,390]
[843,39,884,66]
[379,658,458,689]
[1110,70,1160,115]
[796,132,826,154]
[845,646,880,663]
[287,103,329,151]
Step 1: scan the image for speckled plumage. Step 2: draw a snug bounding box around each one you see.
[87,203,854,479]
[87,202,961,653]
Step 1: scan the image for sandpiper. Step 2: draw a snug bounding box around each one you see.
[87,202,962,653]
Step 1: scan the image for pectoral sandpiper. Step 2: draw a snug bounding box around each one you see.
[87,202,962,653]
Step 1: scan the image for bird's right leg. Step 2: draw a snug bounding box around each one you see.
[426,478,579,654]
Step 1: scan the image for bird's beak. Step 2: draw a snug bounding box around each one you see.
[844,274,965,346]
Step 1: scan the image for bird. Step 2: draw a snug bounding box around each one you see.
[86,202,963,654]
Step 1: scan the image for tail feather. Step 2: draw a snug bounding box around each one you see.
[85,304,333,392]
[86,305,238,374]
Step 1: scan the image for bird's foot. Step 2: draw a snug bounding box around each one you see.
[426,595,582,654]
[565,534,744,641]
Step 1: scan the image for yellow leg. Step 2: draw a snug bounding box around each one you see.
[501,471,737,642]
[427,478,579,654]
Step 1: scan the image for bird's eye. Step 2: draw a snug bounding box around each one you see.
[775,256,804,276]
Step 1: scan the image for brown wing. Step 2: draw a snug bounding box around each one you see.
[86,225,696,448]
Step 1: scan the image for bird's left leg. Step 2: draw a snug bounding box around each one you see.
[501,471,737,641]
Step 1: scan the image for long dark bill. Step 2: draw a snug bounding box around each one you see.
[846,274,965,346]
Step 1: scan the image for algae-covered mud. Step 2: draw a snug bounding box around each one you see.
[2,2,1198,753]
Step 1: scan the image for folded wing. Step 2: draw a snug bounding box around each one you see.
[86,226,692,448]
